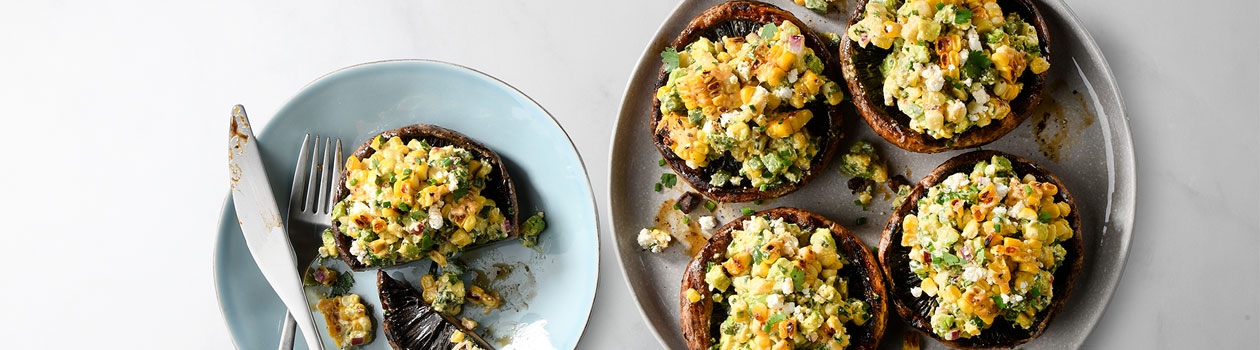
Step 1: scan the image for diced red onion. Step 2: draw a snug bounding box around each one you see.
[947,330,961,340]
[313,268,328,283]
[859,33,870,46]
[351,337,365,345]
[960,245,973,261]
[788,35,804,54]
[922,251,932,263]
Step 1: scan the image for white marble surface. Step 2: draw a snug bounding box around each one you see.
[0,0,1255,349]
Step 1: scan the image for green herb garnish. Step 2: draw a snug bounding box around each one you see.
[661,173,678,188]
[661,47,680,71]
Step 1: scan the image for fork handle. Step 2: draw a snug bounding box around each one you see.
[279,312,297,350]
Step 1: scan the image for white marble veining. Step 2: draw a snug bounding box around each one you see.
[0,0,1254,348]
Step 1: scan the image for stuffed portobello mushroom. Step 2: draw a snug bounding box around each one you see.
[681,207,886,350]
[330,125,519,271]
[879,151,1083,348]
[840,0,1051,153]
[652,1,846,203]
[377,271,494,350]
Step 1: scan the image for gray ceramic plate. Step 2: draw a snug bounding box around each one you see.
[608,0,1134,348]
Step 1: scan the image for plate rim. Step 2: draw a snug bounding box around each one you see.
[605,0,1137,348]
[213,59,602,349]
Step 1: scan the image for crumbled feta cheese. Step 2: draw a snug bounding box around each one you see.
[943,173,969,189]
[767,294,784,309]
[992,206,1008,219]
[428,203,445,229]
[728,74,739,86]
[995,182,1010,200]
[1012,294,1025,303]
[968,28,982,51]
[637,228,671,253]
[783,302,796,315]
[1010,202,1026,217]
[698,216,717,230]
[447,173,460,191]
[779,279,795,295]
[787,69,800,84]
[350,240,368,263]
[736,61,752,81]
[911,287,923,297]
[922,64,945,92]
[962,266,985,282]
[774,86,793,101]
[972,86,990,104]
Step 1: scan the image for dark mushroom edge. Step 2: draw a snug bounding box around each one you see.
[331,124,520,271]
[878,150,1083,348]
[651,0,846,203]
[681,207,887,350]
[839,0,1051,153]
[377,270,495,350]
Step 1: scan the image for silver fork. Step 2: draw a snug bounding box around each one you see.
[280,134,342,350]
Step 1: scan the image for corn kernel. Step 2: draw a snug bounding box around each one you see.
[685,288,703,303]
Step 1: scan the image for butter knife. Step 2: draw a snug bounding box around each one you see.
[229,105,325,349]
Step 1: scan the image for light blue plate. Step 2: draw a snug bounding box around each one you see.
[214,60,599,349]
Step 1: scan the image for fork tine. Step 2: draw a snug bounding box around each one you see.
[317,137,333,215]
[321,139,342,214]
[304,136,321,212]
[289,134,312,217]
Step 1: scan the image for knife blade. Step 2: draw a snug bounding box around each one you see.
[229,105,326,350]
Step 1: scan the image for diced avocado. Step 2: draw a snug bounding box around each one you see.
[705,264,732,292]
[398,243,421,260]
[520,212,546,247]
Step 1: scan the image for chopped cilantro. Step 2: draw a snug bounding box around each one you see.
[790,268,805,290]
[763,313,786,332]
[658,158,666,167]
[661,47,680,71]
[955,9,973,24]
[962,51,992,80]
[654,183,663,192]
[741,207,755,216]
[328,271,354,297]
[661,173,678,188]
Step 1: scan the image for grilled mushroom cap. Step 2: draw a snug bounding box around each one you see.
[332,124,519,271]
[680,207,887,350]
[377,271,495,350]
[651,1,845,203]
[839,0,1051,153]
[879,150,1083,348]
